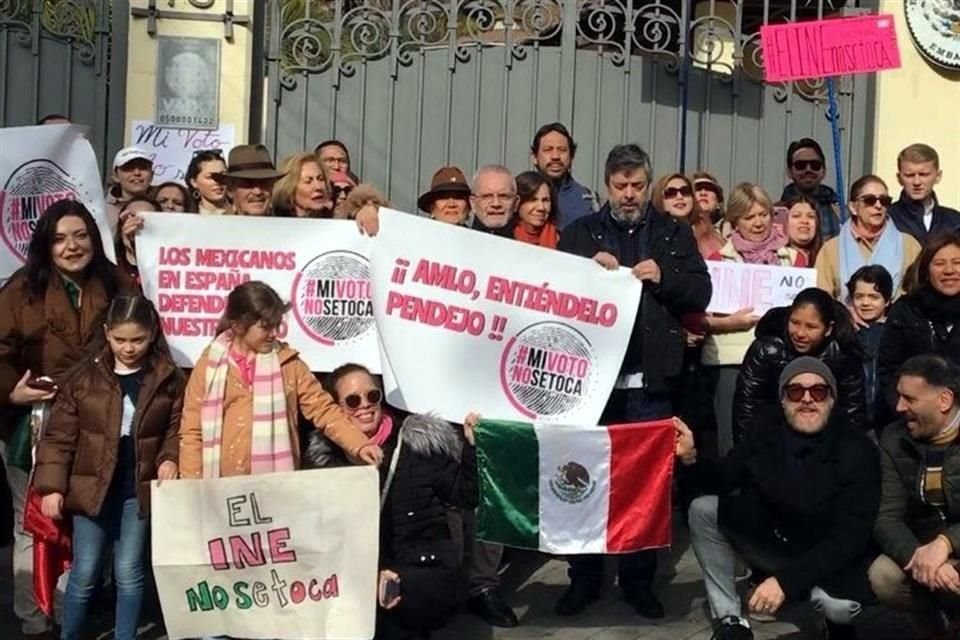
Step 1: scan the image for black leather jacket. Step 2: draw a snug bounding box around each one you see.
[734,307,867,442]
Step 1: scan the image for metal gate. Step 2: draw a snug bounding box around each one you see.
[261,0,877,213]
[0,0,127,172]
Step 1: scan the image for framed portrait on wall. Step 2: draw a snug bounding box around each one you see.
[155,36,220,130]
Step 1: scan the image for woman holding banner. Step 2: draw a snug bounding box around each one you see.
[735,287,867,440]
[272,152,335,218]
[0,200,134,638]
[817,175,921,308]
[304,363,478,640]
[696,183,806,455]
[33,296,183,640]
[177,281,382,480]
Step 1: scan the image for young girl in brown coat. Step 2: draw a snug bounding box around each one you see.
[34,295,184,640]
[178,281,382,479]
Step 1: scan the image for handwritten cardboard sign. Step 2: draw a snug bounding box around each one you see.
[129,120,235,184]
[761,14,901,82]
[151,467,379,639]
[136,213,380,372]
[370,209,643,424]
[706,262,817,315]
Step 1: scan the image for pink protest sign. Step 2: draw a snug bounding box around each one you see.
[761,14,901,83]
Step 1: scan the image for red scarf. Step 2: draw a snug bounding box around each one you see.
[513,221,559,249]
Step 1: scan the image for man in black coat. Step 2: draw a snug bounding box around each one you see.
[555,143,711,619]
[888,144,960,243]
[679,357,880,640]
[870,355,960,638]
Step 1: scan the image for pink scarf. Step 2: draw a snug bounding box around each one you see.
[370,415,394,446]
[730,226,788,265]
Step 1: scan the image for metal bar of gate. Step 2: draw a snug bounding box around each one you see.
[558,0,577,128]
[30,0,41,123]
[385,0,401,201]
[0,31,7,124]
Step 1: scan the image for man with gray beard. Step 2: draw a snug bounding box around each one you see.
[556,144,711,619]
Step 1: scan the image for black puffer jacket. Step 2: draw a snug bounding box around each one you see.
[734,306,866,442]
[305,414,476,627]
[877,290,960,425]
[692,408,880,600]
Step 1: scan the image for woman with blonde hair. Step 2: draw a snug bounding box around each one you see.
[653,172,723,259]
[271,152,334,218]
[695,183,805,455]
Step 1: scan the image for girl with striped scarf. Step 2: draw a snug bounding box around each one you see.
[178,281,382,480]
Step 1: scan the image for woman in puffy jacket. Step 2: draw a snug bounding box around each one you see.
[734,288,867,442]
[304,363,478,640]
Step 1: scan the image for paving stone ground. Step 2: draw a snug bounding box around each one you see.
[1,523,919,640]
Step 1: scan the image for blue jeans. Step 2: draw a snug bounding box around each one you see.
[61,495,148,640]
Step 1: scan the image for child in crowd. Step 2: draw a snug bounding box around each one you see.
[34,296,184,640]
[845,265,894,432]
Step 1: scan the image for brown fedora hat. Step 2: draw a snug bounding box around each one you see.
[223,144,286,180]
[417,166,472,213]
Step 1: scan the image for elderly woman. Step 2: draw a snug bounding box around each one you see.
[817,174,921,305]
[272,152,334,218]
[654,173,723,259]
[698,183,805,455]
[877,231,960,424]
[512,170,560,248]
[305,363,477,640]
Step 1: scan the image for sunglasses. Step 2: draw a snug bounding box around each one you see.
[784,383,832,403]
[331,184,354,201]
[694,181,720,195]
[193,148,223,157]
[856,194,893,208]
[663,186,693,199]
[792,160,823,172]
[343,389,382,409]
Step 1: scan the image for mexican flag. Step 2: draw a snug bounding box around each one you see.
[475,419,674,554]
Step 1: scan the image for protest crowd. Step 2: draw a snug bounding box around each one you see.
[1,113,960,640]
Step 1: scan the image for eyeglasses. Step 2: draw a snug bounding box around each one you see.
[343,389,382,409]
[663,186,693,199]
[475,193,516,203]
[855,194,893,208]
[694,181,720,195]
[792,160,823,172]
[784,383,832,403]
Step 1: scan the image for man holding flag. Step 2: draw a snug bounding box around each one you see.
[547,143,711,618]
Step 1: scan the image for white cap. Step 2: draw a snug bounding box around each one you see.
[112,147,152,169]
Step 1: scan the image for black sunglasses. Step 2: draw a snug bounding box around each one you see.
[193,148,223,157]
[856,194,893,208]
[332,184,354,200]
[694,181,720,195]
[343,389,382,409]
[784,383,832,403]
[792,159,823,172]
[663,186,693,199]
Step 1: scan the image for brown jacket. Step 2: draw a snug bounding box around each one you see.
[33,349,184,516]
[179,343,370,478]
[0,268,134,441]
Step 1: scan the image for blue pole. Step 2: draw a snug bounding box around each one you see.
[826,77,846,219]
